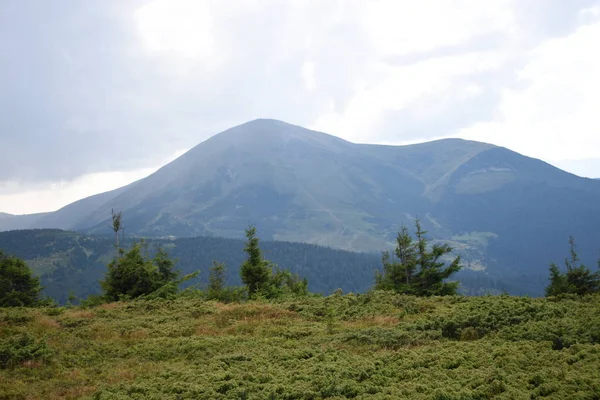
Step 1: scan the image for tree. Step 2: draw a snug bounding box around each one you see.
[240,225,272,296]
[375,226,417,293]
[110,209,123,258]
[545,236,600,296]
[269,266,308,297]
[0,251,42,307]
[375,219,462,296]
[154,247,179,283]
[101,241,179,301]
[240,225,309,298]
[207,261,226,300]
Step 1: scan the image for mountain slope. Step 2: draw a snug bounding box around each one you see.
[80,120,499,248]
[2,119,600,295]
[32,185,131,230]
[0,211,49,231]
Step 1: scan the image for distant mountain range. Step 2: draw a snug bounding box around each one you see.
[2,119,600,296]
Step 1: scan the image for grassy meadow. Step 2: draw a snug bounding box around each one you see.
[1,292,600,399]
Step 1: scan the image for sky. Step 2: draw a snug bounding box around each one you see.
[1,0,600,215]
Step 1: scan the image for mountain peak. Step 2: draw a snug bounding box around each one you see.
[204,118,352,151]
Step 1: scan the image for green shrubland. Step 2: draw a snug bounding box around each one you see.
[1,292,600,399]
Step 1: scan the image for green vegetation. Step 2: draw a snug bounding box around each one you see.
[0,229,389,304]
[240,225,309,299]
[375,220,461,296]
[1,221,599,398]
[207,261,226,300]
[546,237,600,297]
[0,250,42,307]
[240,226,272,296]
[1,293,600,399]
[206,261,246,303]
[101,241,180,301]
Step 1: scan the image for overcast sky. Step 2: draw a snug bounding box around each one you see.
[1,0,600,214]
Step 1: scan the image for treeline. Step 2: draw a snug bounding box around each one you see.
[2,218,599,306]
[0,229,381,303]
[4,217,468,306]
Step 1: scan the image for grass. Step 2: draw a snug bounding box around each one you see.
[1,292,600,399]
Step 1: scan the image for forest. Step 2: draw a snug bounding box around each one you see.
[0,229,514,304]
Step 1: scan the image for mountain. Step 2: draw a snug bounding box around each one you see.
[3,119,600,295]
[31,185,130,230]
[0,229,509,303]
[0,211,49,231]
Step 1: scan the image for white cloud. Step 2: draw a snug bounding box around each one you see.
[312,50,510,142]
[0,149,187,215]
[364,0,515,56]
[457,19,600,162]
[301,61,316,92]
[552,158,600,178]
[135,0,215,60]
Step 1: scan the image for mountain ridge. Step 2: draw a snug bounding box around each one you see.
[2,119,600,297]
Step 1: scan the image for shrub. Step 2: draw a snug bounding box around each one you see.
[0,251,42,307]
[0,333,52,369]
[101,241,179,301]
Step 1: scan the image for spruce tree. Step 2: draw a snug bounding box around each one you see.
[207,261,226,300]
[375,219,462,296]
[240,225,271,296]
[101,242,179,300]
[545,236,600,296]
[0,250,42,307]
[154,247,179,283]
[110,209,123,258]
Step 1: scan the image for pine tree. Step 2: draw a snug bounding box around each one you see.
[0,250,43,307]
[101,242,179,300]
[240,225,271,296]
[154,247,179,283]
[110,209,123,258]
[375,219,462,296]
[207,261,226,300]
[545,236,600,296]
[239,226,308,298]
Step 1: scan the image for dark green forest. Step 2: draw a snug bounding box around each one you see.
[0,229,513,304]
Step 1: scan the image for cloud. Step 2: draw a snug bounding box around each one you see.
[1,0,600,213]
[552,158,600,179]
[456,15,600,162]
[0,148,186,215]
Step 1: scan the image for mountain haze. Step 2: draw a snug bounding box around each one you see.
[0,211,49,231]
[2,119,600,295]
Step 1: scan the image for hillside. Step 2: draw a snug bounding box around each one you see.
[3,119,600,296]
[0,229,510,304]
[2,293,600,399]
[0,212,49,231]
